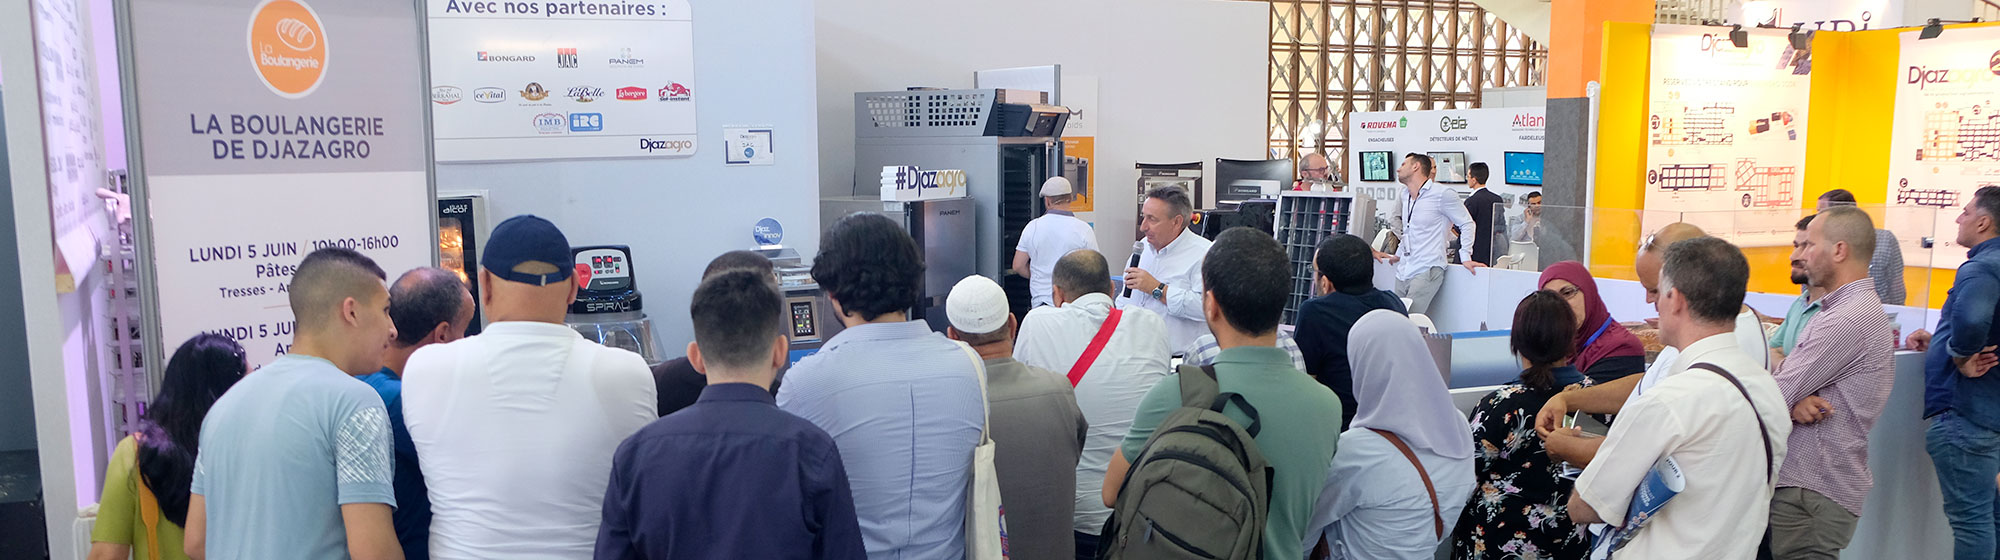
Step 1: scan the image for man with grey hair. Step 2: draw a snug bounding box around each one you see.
[1121,185,1214,351]
[1564,237,1790,558]
[945,275,1085,560]
[357,267,476,560]
[1764,205,1895,558]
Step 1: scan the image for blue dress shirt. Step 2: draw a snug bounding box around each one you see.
[356,368,429,560]
[1927,236,2000,431]
[777,321,985,559]
[597,382,865,560]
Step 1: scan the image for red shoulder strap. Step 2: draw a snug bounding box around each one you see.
[1067,308,1123,387]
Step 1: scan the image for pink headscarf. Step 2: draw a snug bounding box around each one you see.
[1537,261,1645,373]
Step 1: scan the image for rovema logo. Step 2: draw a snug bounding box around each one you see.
[638,138,695,153]
[247,0,327,98]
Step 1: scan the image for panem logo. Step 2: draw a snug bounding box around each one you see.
[247,0,327,99]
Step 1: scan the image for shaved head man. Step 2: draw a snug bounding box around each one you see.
[186,247,404,560]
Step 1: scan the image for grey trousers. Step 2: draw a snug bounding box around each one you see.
[1395,267,1446,315]
[1769,487,1859,559]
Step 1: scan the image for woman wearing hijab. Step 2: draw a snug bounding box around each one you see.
[1304,310,1477,559]
[1537,261,1646,384]
[1452,291,1593,560]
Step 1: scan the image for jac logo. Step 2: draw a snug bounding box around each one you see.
[639,138,694,153]
[431,86,462,105]
[658,82,692,102]
[555,47,579,69]
[1511,113,1544,129]
[1439,116,1468,132]
[615,87,647,101]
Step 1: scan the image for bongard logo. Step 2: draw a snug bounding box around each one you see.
[248,0,328,99]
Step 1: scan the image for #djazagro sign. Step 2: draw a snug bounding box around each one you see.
[125,0,434,367]
[880,166,970,201]
[426,0,698,162]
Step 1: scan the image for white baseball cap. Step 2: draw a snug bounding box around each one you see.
[1040,176,1073,197]
[946,275,1010,335]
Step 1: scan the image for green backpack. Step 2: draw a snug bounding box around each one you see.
[1100,364,1273,560]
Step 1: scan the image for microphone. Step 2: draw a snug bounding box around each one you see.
[1122,241,1144,298]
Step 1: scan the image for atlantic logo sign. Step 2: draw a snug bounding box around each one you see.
[1511,112,1545,130]
[1358,117,1407,130]
[247,0,327,99]
[615,87,647,101]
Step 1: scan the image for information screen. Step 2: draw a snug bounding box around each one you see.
[1505,152,1544,186]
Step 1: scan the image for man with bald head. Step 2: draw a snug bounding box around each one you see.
[186,247,402,560]
[1014,249,1172,558]
[403,215,656,559]
[1763,206,1895,557]
[1294,152,1332,191]
[1537,223,1770,466]
[357,267,475,560]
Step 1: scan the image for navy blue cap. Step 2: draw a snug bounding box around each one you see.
[481,215,574,286]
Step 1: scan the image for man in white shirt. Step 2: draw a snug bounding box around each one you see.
[1119,185,1213,351]
[402,215,657,560]
[1537,222,1769,465]
[1014,176,1100,308]
[1378,153,1484,314]
[1563,237,1791,560]
[1014,249,1173,558]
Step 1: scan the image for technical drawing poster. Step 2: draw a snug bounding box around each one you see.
[427,0,696,162]
[1888,24,2000,269]
[1644,25,1811,246]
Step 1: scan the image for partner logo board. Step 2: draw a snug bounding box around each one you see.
[426,0,697,161]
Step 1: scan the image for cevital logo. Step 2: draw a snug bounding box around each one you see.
[1908,64,1999,90]
[639,138,695,153]
[431,86,462,105]
[247,0,327,98]
[1439,115,1469,132]
[534,113,566,134]
[473,87,505,103]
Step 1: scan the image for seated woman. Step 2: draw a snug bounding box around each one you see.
[88,334,247,560]
[1304,310,1476,559]
[1537,261,1646,384]
[1452,290,1592,560]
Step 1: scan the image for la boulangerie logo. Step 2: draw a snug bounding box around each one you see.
[248,0,328,99]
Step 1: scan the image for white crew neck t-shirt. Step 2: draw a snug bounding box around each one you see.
[1018,212,1099,307]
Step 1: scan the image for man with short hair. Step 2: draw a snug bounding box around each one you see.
[945,275,1087,560]
[652,250,777,416]
[1381,153,1483,314]
[1818,189,1906,305]
[403,215,657,560]
[1918,186,2000,559]
[1509,192,1544,243]
[1770,214,1828,369]
[186,247,401,560]
[1765,206,1896,558]
[1464,162,1504,265]
[1294,233,1409,430]
[1565,237,1791,559]
[596,269,865,559]
[357,267,475,560]
[1121,185,1214,352]
[1015,176,1101,308]
[1013,249,1173,559]
[779,212,985,558]
[1294,152,1333,191]
[1537,222,1770,465]
[1104,228,1344,560]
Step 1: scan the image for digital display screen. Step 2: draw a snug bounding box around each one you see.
[1505,152,1544,186]
[791,301,816,337]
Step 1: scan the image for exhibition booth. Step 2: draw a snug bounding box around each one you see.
[0,0,1994,557]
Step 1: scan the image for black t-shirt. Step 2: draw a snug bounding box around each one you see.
[1465,188,1504,265]
[1292,288,1410,430]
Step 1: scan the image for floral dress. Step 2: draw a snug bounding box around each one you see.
[1451,368,1591,560]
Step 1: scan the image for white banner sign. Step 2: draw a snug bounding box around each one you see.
[1643,24,1812,246]
[427,0,696,162]
[1888,25,2000,268]
[32,0,110,284]
[1345,106,1546,195]
[128,0,434,366]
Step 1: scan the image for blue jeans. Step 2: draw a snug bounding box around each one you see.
[1929,412,2000,560]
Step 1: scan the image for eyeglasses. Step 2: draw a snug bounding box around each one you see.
[1557,286,1584,299]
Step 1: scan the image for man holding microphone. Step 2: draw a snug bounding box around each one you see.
[1120,185,1212,353]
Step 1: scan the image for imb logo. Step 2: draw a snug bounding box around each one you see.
[556,47,579,69]
[247,0,328,98]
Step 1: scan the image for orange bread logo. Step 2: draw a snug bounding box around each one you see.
[248,0,327,98]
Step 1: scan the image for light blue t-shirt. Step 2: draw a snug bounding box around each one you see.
[191,354,395,560]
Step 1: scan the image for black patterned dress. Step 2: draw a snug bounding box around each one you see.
[1450,367,1592,560]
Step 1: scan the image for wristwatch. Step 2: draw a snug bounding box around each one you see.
[1152,284,1167,303]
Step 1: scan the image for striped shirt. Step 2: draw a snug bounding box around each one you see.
[1869,229,1907,306]
[1772,277,1896,515]
[1182,330,1307,372]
